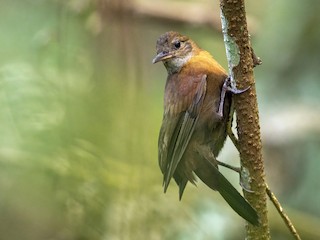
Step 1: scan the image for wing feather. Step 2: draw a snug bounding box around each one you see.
[159,75,207,192]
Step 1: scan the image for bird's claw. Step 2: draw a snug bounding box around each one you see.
[223,76,251,95]
[217,160,255,193]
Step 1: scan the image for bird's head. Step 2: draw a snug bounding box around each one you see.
[152,31,199,74]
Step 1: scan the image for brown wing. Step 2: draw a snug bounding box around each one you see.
[158,74,207,192]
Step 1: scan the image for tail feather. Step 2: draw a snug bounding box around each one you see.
[195,159,259,226]
[217,171,259,225]
[178,178,188,200]
[172,174,188,200]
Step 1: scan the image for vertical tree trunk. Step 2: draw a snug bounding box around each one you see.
[219,1,270,239]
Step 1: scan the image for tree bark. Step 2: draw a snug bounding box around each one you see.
[219,0,270,239]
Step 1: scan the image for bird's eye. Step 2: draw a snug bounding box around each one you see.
[174,41,181,49]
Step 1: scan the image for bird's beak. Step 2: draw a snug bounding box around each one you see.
[152,51,173,64]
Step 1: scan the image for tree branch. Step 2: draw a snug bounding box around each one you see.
[219,0,270,239]
[266,184,301,240]
[219,1,303,239]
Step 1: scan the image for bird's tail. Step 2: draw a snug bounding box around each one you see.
[217,170,259,225]
[194,159,259,226]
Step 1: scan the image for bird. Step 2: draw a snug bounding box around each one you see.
[153,31,259,225]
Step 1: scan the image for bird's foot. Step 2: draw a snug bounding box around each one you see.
[240,166,254,193]
[217,77,250,118]
[224,76,251,95]
[217,160,240,173]
[217,160,255,193]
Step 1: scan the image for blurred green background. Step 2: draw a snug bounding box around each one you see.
[0,0,320,239]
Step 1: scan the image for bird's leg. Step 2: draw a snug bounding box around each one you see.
[227,99,240,151]
[225,95,255,192]
[200,140,254,193]
[216,160,240,172]
[217,76,250,118]
[219,111,256,194]
[217,79,228,118]
[225,116,254,192]
[217,159,254,193]
[196,145,241,173]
